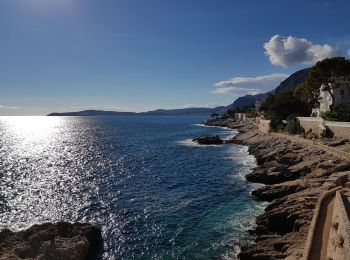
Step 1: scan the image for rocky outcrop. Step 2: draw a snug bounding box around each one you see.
[204,118,350,259]
[0,222,102,260]
[193,135,223,145]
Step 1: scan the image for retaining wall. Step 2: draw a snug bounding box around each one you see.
[297,117,350,139]
[297,117,321,135]
[259,119,271,133]
[303,187,342,260]
[327,191,350,260]
[326,121,350,139]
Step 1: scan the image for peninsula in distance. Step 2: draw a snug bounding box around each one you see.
[48,68,309,117]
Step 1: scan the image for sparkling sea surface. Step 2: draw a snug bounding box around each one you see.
[0,116,266,259]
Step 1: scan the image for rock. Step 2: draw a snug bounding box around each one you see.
[192,135,223,145]
[327,139,349,147]
[0,222,102,260]
[252,183,305,201]
[246,168,299,185]
[204,119,350,259]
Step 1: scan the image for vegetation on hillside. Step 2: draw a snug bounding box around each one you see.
[258,57,350,129]
[260,90,310,130]
[219,57,350,128]
[294,57,350,111]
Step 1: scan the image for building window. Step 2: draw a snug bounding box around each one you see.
[340,89,345,97]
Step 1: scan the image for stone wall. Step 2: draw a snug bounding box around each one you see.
[297,117,350,139]
[303,187,342,260]
[326,121,350,139]
[327,191,350,260]
[234,113,247,122]
[297,117,321,134]
[259,119,271,133]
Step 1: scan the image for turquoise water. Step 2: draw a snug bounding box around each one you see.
[0,116,265,259]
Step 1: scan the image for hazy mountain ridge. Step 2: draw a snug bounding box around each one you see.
[48,68,310,116]
[47,107,225,116]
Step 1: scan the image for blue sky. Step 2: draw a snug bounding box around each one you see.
[1,0,350,115]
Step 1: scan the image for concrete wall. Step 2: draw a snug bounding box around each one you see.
[259,119,271,133]
[234,113,247,122]
[298,117,350,139]
[297,117,321,135]
[334,84,350,105]
[303,187,342,260]
[326,121,350,139]
[327,191,350,260]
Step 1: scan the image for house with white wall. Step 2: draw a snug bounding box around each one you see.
[318,78,350,114]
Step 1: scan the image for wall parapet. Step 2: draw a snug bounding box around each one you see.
[327,190,350,259]
[297,117,350,139]
[303,187,342,260]
[325,121,350,127]
[297,117,322,122]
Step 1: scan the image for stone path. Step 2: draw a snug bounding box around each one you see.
[308,195,335,260]
[271,133,350,162]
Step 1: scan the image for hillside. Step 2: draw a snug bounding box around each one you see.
[226,68,310,110]
[274,68,310,92]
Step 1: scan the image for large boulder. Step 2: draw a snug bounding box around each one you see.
[193,135,223,145]
[0,222,102,260]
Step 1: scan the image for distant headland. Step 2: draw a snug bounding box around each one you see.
[48,68,309,117]
[47,107,225,116]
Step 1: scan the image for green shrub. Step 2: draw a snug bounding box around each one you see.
[269,113,284,132]
[285,115,304,134]
[260,90,310,132]
[323,103,350,122]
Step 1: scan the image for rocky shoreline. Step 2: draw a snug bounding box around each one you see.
[204,118,350,259]
[0,222,102,259]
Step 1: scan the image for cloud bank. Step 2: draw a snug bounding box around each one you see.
[212,73,289,95]
[264,35,339,67]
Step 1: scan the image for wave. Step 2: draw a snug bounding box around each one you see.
[193,123,238,132]
[177,138,222,148]
[192,123,238,141]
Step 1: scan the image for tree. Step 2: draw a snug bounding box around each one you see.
[294,57,350,111]
[260,90,310,130]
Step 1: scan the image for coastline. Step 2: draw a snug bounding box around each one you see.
[204,118,350,259]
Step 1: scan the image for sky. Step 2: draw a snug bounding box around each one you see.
[1,0,350,115]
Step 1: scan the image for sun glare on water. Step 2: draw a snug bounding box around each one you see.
[0,116,64,156]
[1,116,62,138]
[0,116,94,231]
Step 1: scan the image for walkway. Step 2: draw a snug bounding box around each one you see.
[271,133,350,162]
[308,195,335,260]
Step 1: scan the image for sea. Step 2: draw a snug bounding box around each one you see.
[0,116,266,259]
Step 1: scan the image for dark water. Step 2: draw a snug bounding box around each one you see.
[0,116,265,259]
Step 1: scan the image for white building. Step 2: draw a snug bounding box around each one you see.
[318,78,350,114]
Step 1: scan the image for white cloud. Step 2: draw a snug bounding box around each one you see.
[347,50,350,56]
[264,35,340,67]
[212,73,289,95]
[70,105,129,111]
[182,104,196,108]
[0,105,20,109]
